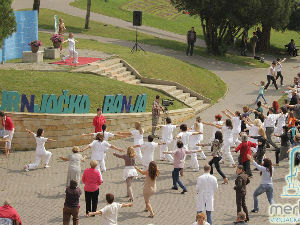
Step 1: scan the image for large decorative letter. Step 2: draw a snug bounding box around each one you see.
[20,94,35,112]
[102,95,115,113]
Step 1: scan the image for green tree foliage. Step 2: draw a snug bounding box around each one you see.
[170,0,260,55]
[288,1,300,32]
[85,0,92,29]
[257,0,293,50]
[33,0,40,13]
[0,0,16,48]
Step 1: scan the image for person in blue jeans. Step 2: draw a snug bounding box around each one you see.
[253,81,267,104]
[247,155,274,213]
[186,27,197,56]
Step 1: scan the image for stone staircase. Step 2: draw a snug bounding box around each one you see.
[72,57,210,113]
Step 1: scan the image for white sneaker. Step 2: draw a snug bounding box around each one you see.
[281,84,285,87]
[24,165,29,172]
[44,165,50,169]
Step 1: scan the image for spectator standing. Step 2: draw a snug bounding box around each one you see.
[63,180,81,225]
[234,166,250,223]
[152,95,164,137]
[0,111,14,154]
[240,30,248,56]
[250,32,258,58]
[82,160,102,217]
[256,27,263,51]
[186,27,197,56]
[195,165,218,225]
[58,18,66,35]
[93,108,106,133]
[0,200,22,225]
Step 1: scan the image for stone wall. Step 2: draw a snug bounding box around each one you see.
[7,108,195,150]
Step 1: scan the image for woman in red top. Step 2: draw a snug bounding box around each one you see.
[92,108,106,133]
[233,134,256,178]
[82,160,102,217]
[0,200,22,224]
[287,111,298,128]
[0,111,14,152]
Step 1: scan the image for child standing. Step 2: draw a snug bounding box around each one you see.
[62,33,79,64]
[24,128,56,171]
[253,81,267,104]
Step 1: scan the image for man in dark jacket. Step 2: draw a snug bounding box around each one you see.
[186,27,196,56]
[234,165,250,223]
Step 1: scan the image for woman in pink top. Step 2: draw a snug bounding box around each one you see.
[82,160,102,217]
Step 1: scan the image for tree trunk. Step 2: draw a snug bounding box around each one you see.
[262,23,271,51]
[85,0,92,29]
[33,0,40,13]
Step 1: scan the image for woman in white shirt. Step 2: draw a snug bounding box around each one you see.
[245,119,262,153]
[222,109,241,146]
[81,133,123,173]
[24,128,56,171]
[204,119,236,167]
[189,122,204,171]
[274,107,288,142]
[118,122,144,164]
[210,114,223,142]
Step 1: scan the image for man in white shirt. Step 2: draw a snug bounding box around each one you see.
[159,117,177,162]
[195,165,218,225]
[263,108,281,150]
[88,193,132,225]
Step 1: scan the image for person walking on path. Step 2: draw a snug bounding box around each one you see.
[264,61,278,90]
[186,27,197,56]
[248,155,275,213]
[135,161,159,218]
[201,131,228,184]
[87,193,133,223]
[253,81,267,104]
[0,111,14,154]
[195,165,218,225]
[92,108,106,133]
[276,58,287,86]
[234,165,250,223]
[151,95,164,137]
[164,140,202,194]
[24,128,56,172]
[59,146,87,187]
[192,212,210,225]
[80,133,123,173]
[62,33,79,64]
[113,147,138,202]
[63,179,81,225]
[250,32,258,58]
[234,134,256,178]
[82,160,102,217]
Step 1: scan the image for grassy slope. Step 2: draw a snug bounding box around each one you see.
[39,32,226,103]
[38,8,267,68]
[0,70,184,112]
[71,0,300,53]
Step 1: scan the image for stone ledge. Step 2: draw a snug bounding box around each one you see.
[22,51,43,63]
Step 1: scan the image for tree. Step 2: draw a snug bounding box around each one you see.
[171,0,260,55]
[258,0,293,50]
[85,0,92,29]
[33,0,40,13]
[0,0,16,48]
[288,1,300,32]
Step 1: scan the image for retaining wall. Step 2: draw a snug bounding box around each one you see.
[7,108,194,150]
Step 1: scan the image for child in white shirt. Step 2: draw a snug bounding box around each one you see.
[88,193,133,225]
[62,33,79,64]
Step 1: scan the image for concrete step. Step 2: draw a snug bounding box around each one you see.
[176,92,190,101]
[140,84,177,92]
[72,65,98,73]
[108,67,127,76]
[92,58,121,67]
[117,75,136,82]
[193,103,210,113]
[184,96,197,104]
[169,89,183,96]
[91,63,124,74]
[187,99,204,107]
[113,71,132,79]
[127,79,141,85]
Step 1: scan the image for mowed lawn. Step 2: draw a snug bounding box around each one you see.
[0,70,185,112]
[39,32,227,104]
[37,8,268,68]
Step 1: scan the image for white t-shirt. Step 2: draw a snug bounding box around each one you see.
[276,63,282,72]
[211,121,223,141]
[34,134,48,154]
[268,66,275,76]
[93,131,115,141]
[161,124,176,142]
[232,116,241,133]
[264,114,280,128]
[90,140,111,160]
[177,131,193,149]
[247,125,259,137]
[100,202,123,225]
[189,129,201,149]
[191,122,204,141]
[68,38,76,50]
[141,142,158,162]
[277,113,287,128]
[131,129,144,145]
[222,126,233,140]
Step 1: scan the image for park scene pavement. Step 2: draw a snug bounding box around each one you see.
[0,0,299,225]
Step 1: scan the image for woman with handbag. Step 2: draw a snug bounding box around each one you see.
[233,134,256,178]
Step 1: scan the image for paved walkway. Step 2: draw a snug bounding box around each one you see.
[12,0,206,47]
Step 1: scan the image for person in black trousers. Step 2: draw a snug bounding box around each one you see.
[186,27,196,56]
[264,61,278,90]
[234,165,250,223]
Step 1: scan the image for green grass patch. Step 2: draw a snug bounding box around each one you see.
[37,8,266,68]
[38,32,226,103]
[0,70,184,112]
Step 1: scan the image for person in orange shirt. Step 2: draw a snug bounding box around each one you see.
[288,111,298,128]
[93,108,106,133]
